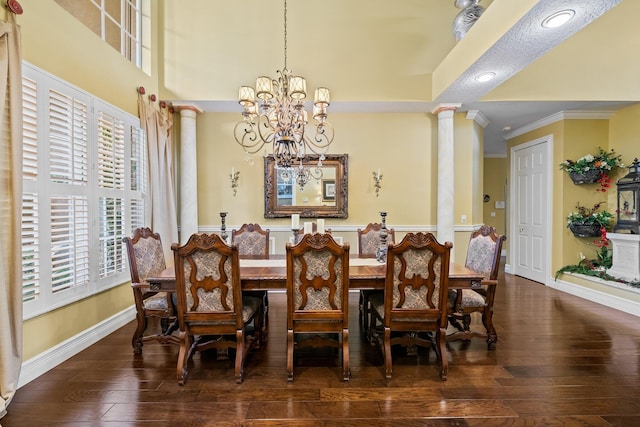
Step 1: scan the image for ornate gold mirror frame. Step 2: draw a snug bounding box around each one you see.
[264,154,348,218]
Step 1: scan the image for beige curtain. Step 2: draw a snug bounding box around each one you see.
[137,94,179,266]
[0,13,22,420]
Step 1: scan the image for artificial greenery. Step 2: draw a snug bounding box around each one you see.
[555,230,640,289]
[566,202,614,229]
[559,147,624,175]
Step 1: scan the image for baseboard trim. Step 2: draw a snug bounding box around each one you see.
[19,306,136,388]
[547,275,640,317]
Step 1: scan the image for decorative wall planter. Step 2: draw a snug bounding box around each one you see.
[568,223,602,238]
[568,169,603,185]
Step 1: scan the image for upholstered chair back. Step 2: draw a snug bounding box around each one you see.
[357,223,395,258]
[173,233,243,324]
[288,233,348,312]
[465,225,505,281]
[231,223,270,258]
[127,227,166,283]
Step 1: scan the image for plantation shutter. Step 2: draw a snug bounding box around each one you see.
[97,108,126,278]
[48,87,90,293]
[21,74,40,302]
[129,125,147,232]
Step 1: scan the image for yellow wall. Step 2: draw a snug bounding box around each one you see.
[18,0,161,359]
[23,286,132,360]
[483,157,507,237]
[190,110,489,262]
[453,114,475,226]
[610,104,640,162]
[506,116,635,293]
[196,112,438,227]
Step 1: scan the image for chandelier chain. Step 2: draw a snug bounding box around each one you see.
[234,0,334,179]
[283,0,287,70]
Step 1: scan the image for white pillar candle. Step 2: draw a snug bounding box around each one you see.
[317,219,325,234]
[303,222,313,234]
[291,214,300,229]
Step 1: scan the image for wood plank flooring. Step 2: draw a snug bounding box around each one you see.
[4,271,640,426]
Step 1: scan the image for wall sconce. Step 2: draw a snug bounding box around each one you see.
[230,167,240,196]
[373,168,383,197]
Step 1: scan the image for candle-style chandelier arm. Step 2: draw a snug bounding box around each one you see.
[233,116,270,155]
[302,122,335,154]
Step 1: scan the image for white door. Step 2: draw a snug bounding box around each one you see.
[511,137,550,284]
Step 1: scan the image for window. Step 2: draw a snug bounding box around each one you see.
[21,62,148,319]
[55,0,145,69]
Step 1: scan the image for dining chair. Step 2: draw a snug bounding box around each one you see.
[447,224,506,349]
[356,223,395,333]
[172,233,264,385]
[286,233,350,382]
[123,227,179,354]
[231,223,270,257]
[231,223,271,340]
[368,232,452,380]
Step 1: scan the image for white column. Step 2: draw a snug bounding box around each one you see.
[432,104,461,247]
[175,104,202,243]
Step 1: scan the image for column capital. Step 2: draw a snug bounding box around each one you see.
[466,110,490,128]
[172,103,203,115]
[431,103,461,115]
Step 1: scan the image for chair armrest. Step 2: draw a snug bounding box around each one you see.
[480,279,498,287]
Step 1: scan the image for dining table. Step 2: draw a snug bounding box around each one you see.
[145,255,491,353]
[145,254,485,292]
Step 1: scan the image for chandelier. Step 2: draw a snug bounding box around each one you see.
[234,0,334,172]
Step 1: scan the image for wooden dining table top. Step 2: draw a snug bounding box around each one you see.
[146,255,485,291]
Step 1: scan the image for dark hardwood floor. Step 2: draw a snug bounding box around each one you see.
[4,271,640,426]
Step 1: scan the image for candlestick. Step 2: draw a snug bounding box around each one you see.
[220,212,228,242]
[291,213,300,229]
[376,211,388,263]
[291,227,300,245]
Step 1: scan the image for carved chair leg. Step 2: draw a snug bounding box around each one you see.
[262,291,269,343]
[177,331,190,386]
[251,304,264,350]
[436,328,448,381]
[383,327,392,380]
[462,314,472,332]
[482,308,498,350]
[342,328,350,382]
[164,318,179,336]
[287,329,294,382]
[358,291,365,330]
[449,315,465,332]
[132,312,147,354]
[235,330,245,384]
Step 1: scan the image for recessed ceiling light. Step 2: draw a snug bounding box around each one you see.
[502,126,512,132]
[475,72,496,83]
[542,9,575,28]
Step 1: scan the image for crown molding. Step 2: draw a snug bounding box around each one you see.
[466,110,490,128]
[504,110,615,140]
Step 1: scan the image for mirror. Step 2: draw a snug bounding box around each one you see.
[264,154,348,218]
